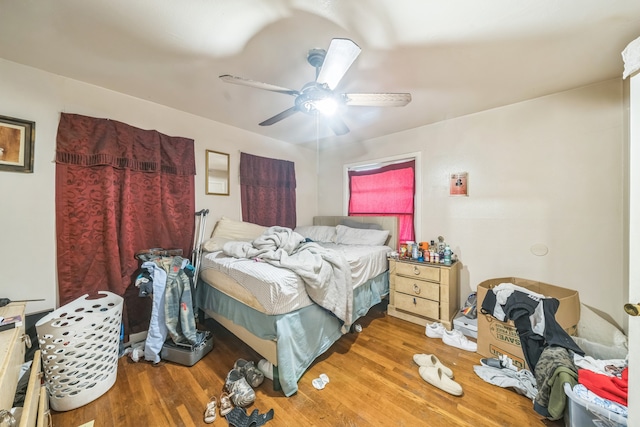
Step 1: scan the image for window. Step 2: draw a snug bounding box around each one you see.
[347,158,416,244]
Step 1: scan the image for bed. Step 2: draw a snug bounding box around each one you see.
[195,215,398,397]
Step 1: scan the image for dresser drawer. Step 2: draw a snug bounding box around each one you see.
[395,262,440,282]
[393,292,439,319]
[395,276,440,301]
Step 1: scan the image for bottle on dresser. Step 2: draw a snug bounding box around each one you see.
[444,244,452,265]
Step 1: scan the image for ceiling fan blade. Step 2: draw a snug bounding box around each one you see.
[345,93,412,107]
[316,38,361,90]
[326,116,350,135]
[259,106,299,126]
[219,75,299,96]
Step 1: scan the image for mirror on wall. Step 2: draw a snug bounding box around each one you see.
[206,150,230,196]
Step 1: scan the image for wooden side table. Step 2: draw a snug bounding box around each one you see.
[387,258,460,330]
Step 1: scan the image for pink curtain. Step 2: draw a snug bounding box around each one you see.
[55,113,195,334]
[348,160,415,245]
[239,152,296,228]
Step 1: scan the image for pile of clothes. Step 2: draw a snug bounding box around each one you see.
[133,250,208,364]
[476,282,628,424]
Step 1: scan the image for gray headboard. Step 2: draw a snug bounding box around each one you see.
[312,216,398,250]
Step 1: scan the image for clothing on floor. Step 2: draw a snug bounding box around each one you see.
[533,346,577,418]
[225,407,275,427]
[473,364,538,400]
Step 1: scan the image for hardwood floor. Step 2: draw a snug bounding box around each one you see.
[50,302,563,427]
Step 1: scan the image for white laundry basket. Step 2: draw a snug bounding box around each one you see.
[36,291,123,411]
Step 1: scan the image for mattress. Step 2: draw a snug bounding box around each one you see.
[199,244,391,315]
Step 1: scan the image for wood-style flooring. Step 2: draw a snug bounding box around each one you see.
[50,302,563,427]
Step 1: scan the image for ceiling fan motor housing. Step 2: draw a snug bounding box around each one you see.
[295,82,342,114]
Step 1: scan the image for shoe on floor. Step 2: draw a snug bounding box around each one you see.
[442,329,477,352]
[225,369,256,407]
[234,358,264,388]
[481,354,519,371]
[204,396,217,423]
[257,358,274,381]
[219,392,233,417]
[413,354,453,378]
[480,357,503,368]
[419,366,463,396]
[425,322,446,338]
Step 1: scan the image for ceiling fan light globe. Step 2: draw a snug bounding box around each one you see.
[314,98,339,116]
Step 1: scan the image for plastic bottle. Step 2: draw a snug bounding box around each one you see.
[444,245,452,265]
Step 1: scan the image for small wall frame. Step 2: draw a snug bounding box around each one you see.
[0,115,35,173]
[206,150,230,195]
[450,172,468,196]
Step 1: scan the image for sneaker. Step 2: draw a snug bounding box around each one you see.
[425,322,446,338]
[442,329,477,352]
[233,358,264,388]
[225,369,256,407]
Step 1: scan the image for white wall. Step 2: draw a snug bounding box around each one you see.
[0,59,318,314]
[318,80,626,329]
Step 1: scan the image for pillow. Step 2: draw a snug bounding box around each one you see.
[294,225,337,243]
[335,224,390,246]
[339,218,383,230]
[202,217,267,252]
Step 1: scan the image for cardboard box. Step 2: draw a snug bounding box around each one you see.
[453,311,478,339]
[476,277,580,370]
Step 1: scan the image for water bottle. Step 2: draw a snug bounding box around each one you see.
[444,245,452,265]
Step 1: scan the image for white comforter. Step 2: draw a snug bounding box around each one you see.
[223,226,353,328]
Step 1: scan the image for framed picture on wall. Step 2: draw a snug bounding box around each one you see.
[0,115,35,173]
[450,172,468,196]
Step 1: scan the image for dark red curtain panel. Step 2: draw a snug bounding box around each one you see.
[239,152,296,228]
[55,113,195,332]
[348,160,415,244]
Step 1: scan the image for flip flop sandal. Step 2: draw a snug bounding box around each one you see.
[312,378,326,390]
[204,396,217,424]
[219,392,234,417]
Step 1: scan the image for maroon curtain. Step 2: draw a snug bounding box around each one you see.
[348,160,415,244]
[239,152,296,228]
[55,113,195,333]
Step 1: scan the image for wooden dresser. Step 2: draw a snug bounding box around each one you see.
[387,258,460,330]
[0,303,48,427]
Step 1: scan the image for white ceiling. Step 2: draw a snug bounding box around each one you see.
[1,0,639,146]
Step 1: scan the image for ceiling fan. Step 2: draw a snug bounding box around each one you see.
[219,38,412,136]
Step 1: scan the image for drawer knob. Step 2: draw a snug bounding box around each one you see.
[413,266,420,275]
[413,284,421,295]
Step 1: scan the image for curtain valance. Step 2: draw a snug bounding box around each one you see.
[56,113,196,176]
[239,152,296,188]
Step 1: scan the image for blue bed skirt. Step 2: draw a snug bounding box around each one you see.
[195,270,389,396]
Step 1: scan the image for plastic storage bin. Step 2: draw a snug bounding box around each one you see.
[36,291,123,411]
[563,383,627,427]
